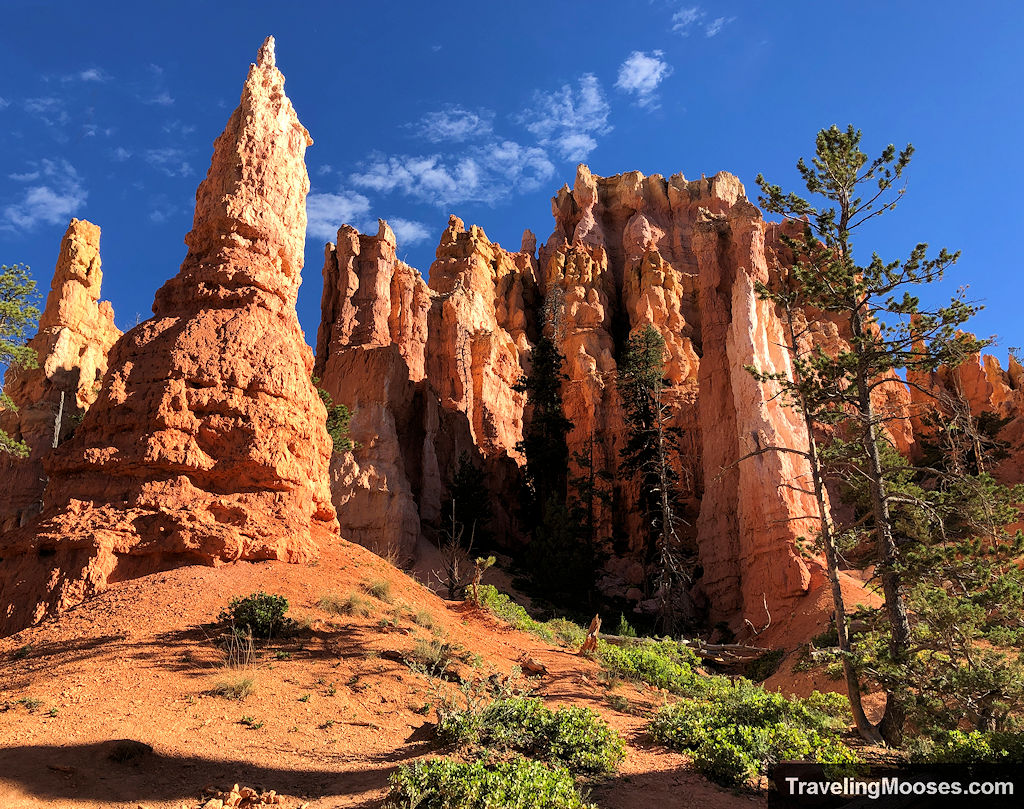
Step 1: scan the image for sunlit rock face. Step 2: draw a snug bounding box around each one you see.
[0,37,336,637]
[0,219,121,533]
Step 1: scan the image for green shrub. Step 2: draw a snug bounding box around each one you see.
[547,618,587,648]
[650,684,857,786]
[615,614,638,638]
[384,757,596,809]
[911,730,1024,763]
[597,641,704,695]
[219,592,289,638]
[313,379,356,452]
[407,639,455,671]
[476,585,555,642]
[438,696,624,774]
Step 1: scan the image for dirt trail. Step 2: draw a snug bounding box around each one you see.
[0,530,764,809]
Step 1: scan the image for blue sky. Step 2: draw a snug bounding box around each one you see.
[2,0,1023,356]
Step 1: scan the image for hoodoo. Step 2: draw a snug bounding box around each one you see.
[0,37,335,636]
[0,219,121,532]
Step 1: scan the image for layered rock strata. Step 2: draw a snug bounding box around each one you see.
[0,37,335,636]
[0,219,121,531]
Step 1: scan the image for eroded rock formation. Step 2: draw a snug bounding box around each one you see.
[314,216,536,559]
[0,219,121,532]
[0,37,335,636]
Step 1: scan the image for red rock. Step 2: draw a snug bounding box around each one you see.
[0,37,335,636]
[0,219,120,531]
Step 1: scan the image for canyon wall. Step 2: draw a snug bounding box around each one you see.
[0,219,121,532]
[0,38,335,635]
[314,216,536,560]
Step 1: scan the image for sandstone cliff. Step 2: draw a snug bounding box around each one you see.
[314,216,536,560]
[0,38,335,636]
[0,219,121,532]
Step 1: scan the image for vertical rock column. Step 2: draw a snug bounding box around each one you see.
[0,37,335,636]
[0,219,121,532]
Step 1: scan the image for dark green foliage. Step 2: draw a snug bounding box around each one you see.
[312,378,355,452]
[515,332,572,505]
[525,496,597,598]
[745,649,785,682]
[439,696,625,774]
[219,592,289,638]
[444,452,493,550]
[384,757,596,809]
[615,614,637,638]
[650,686,857,786]
[755,125,993,745]
[0,263,41,457]
[616,325,693,631]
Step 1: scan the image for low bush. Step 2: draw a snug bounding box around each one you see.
[363,579,393,602]
[212,675,255,700]
[597,641,703,695]
[438,696,624,774]
[476,585,555,643]
[649,684,857,786]
[910,730,1024,764]
[219,592,289,638]
[384,757,596,809]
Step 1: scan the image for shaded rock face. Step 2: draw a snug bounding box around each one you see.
[314,217,535,560]
[909,351,1024,484]
[0,219,121,531]
[0,38,335,636]
[317,166,826,625]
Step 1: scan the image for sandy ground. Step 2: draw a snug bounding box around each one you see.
[0,531,766,809]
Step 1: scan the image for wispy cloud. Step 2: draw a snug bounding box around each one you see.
[305,189,431,248]
[306,190,373,241]
[0,97,10,110]
[350,138,554,208]
[2,159,87,232]
[389,218,431,246]
[413,106,495,143]
[704,15,735,37]
[63,67,111,83]
[144,147,192,177]
[517,73,611,161]
[145,91,174,107]
[615,50,673,109]
[24,97,70,128]
[671,5,736,38]
[9,171,41,182]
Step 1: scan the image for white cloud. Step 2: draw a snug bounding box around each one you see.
[112,146,132,161]
[350,137,555,208]
[615,50,673,109]
[670,5,736,38]
[66,67,110,83]
[306,190,373,241]
[389,218,432,246]
[146,92,174,106]
[518,73,611,161]
[24,97,70,128]
[144,148,192,177]
[316,164,334,176]
[0,97,10,110]
[671,6,703,35]
[2,159,87,231]
[704,15,735,37]
[9,171,41,182]
[415,106,494,143]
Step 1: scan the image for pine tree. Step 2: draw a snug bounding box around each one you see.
[755,125,988,745]
[0,263,41,457]
[616,324,693,632]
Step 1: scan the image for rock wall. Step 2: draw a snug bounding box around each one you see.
[0,38,335,636]
[909,351,1024,483]
[0,219,121,532]
[314,216,536,560]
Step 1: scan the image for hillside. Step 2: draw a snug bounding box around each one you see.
[0,530,764,809]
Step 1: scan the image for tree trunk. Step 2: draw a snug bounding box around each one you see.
[852,313,913,747]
